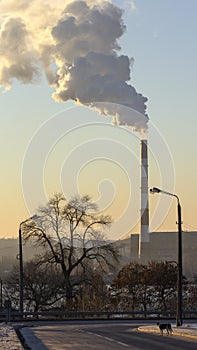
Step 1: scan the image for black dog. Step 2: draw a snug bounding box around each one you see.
[157,322,173,336]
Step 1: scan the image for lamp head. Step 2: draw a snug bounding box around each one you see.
[150,187,161,194]
[31,214,39,220]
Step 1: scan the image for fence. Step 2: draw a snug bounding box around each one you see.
[0,309,197,322]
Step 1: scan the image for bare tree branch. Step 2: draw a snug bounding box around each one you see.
[22,193,119,299]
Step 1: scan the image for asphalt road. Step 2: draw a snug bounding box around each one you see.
[21,321,197,350]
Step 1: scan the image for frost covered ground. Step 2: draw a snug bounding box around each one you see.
[0,323,23,349]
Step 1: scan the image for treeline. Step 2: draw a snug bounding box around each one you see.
[2,259,197,313]
[1,193,197,313]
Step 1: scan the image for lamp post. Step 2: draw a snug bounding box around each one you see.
[150,187,183,327]
[0,279,2,311]
[18,215,38,314]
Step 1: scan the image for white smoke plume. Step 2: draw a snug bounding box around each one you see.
[0,0,148,132]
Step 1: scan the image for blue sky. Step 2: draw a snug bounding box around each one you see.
[1,0,197,238]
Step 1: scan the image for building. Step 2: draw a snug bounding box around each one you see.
[116,231,197,278]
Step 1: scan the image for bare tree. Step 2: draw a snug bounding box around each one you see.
[4,260,64,312]
[74,263,108,311]
[23,193,119,301]
[147,261,177,311]
[111,261,178,312]
[3,264,20,310]
[111,262,149,311]
[23,260,65,312]
[184,279,197,311]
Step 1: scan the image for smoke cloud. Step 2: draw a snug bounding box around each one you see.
[0,0,148,132]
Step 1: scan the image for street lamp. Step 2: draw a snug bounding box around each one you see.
[0,279,2,311]
[18,215,38,314]
[150,187,183,327]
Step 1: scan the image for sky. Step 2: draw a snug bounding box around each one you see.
[1,0,197,239]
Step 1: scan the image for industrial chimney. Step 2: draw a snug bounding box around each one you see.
[139,139,150,257]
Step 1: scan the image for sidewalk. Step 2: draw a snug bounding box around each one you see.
[138,323,197,339]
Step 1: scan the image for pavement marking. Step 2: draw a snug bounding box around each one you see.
[76,329,130,347]
[117,341,130,347]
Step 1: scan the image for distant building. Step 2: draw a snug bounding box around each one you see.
[116,231,197,278]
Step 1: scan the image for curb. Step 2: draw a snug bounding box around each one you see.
[138,326,197,340]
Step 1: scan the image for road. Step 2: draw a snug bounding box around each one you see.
[20,321,197,350]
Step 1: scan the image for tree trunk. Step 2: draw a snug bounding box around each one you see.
[61,262,73,301]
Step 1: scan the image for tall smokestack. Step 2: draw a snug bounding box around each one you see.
[139,139,149,257]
